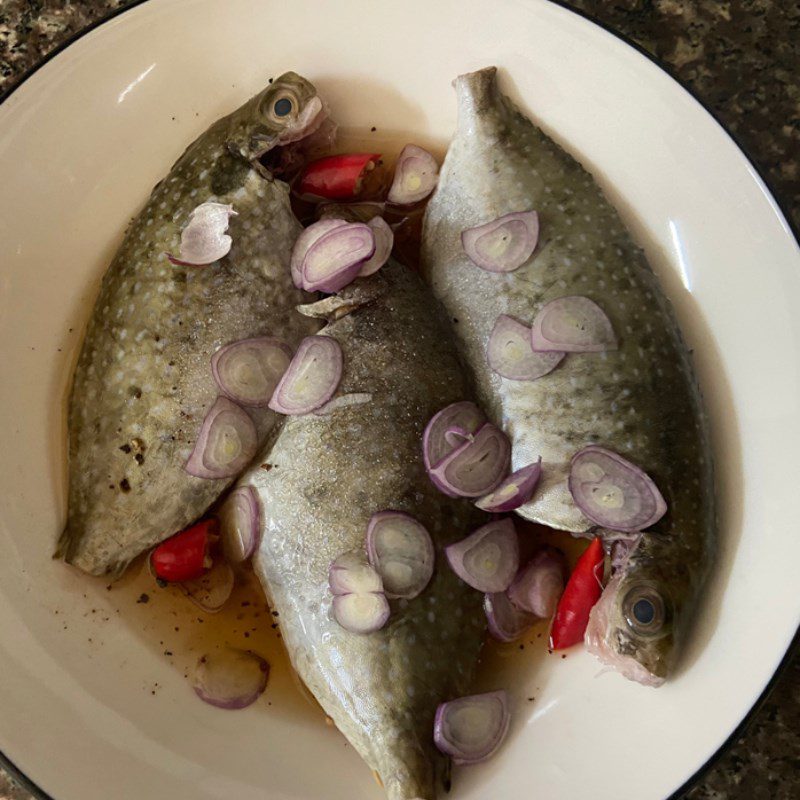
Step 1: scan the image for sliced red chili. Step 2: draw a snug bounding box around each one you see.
[296,153,381,200]
[150,518,218,583]
[549,536,604,650]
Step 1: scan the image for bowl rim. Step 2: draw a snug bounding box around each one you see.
[0,1,796,799]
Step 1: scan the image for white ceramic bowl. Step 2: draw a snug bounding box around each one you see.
[0,1,798,799]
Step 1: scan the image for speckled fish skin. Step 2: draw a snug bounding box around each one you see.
[421,67,715,682]
[238,261,485,800]
[58,73,323,576]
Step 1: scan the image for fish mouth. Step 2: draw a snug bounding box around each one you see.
[584,536,665,687]
[256,96,335,178]
[585,573,664,687]
[277,95,327,146]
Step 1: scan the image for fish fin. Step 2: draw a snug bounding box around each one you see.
[513,460,594,533]
[53,525,75,561]
[454,66,499,115]
[297,278,387,321]
[455,66,529,137]
[456,65,497,91]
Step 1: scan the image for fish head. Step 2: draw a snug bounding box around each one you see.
[226,71,329,165]
[585,536,675,686]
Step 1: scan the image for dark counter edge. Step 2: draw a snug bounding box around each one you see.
[0,1,797,799]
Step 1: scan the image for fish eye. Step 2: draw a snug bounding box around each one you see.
[622,585,667,637]
[633,598,655,625]
[273,97,293,117]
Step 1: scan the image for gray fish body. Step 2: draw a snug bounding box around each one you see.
[422,68,715,682]
[239,262,485,799]
[59,74,323,576]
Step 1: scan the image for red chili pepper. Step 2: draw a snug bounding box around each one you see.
[150,518,218,582]
[296,153,381,199]
[549,537,605,650]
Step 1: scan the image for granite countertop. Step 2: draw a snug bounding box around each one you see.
[0,1,797,799]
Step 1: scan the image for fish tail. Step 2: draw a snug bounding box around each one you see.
[454,66,499,124]
[54,522,128,578]
[373,742,442,800]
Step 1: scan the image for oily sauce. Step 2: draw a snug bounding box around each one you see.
[105,526,588,723]
[108,555,322,721]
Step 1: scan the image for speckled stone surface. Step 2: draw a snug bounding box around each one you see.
[0,1,797,799]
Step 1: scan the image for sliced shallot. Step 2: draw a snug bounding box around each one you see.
[507,547,567,618]
[366,511,434,599]
[269,336,343,415]
[179,560,235,613]
[433,691,510,765]
[192,648,269,710]
[530,296,617,352]
[428,423,511,498]
[168,202,237,266]
[301,222,375,293]
[487,315,563,381]
[290,218,349,288]
[329,552,390,634]
[332,593,391,635]
[484,591,536,642]
[445,518,519,593]
[444,425,473,448]
[184,396,258,480]
[422,401,486,471]
[387,144,439,205]
[357,216,394,277]
[569,446,667,532]
[211,337,292,407]
[329,551,384,595]
[461,211,539,273]
[218,486,260,563]
[476,457,543,512]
